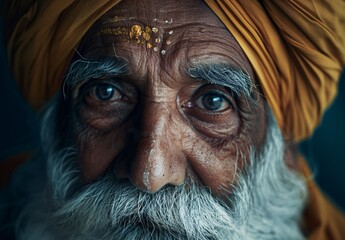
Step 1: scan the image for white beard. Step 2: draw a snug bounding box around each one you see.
[13,102,307,240]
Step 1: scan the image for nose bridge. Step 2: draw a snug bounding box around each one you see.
[130,100,185,192]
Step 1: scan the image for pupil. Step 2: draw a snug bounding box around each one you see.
[95,84,114,100]
[202,94,223,110]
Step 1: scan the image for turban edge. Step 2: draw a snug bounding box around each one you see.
[6,0,345,141]
[205,0,345,141]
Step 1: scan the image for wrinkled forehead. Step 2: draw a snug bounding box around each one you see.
[88,0,241,50]
[98,0,222,28]
[77,0,254,79]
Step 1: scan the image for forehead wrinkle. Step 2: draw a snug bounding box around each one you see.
[103,2,170,27]
[100,0,220,30]
[144,57,176,96]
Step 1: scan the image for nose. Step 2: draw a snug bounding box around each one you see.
[128,102,186,193]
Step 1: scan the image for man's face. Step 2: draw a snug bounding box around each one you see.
[20,1,307,238]
[65,0,267,197]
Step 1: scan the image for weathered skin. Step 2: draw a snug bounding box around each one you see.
[66,0,268,197]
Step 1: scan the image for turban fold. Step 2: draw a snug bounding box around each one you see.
[5,0,345,141]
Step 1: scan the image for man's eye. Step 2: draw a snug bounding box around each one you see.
[195,92,231,111]
[91,83,122,101]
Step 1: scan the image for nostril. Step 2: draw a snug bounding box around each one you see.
[128,161,186,193]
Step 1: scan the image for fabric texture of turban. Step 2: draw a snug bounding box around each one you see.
[5,0,345,142]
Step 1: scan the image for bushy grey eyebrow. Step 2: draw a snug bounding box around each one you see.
[187,64,254,101]
[64,57,128,92]
[63,58,254,102]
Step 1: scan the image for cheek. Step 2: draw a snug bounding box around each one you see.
[180,101,267,197]
[182,128,249,196]
[76,128,127,181]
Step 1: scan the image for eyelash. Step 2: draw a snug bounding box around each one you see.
[79,79,114,94]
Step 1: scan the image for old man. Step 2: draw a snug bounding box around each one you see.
[1,0,345,239]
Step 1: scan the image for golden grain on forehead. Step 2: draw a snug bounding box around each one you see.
[99,23,162,50]
[129,25,143,38]
[142,26,152,41]
[147,43,153,49]
[99,27,129,36]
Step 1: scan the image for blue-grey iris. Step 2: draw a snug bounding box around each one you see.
[95,84,115,101]
[202,93,224,111]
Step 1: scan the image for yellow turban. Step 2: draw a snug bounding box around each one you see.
[6,0,345,141]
